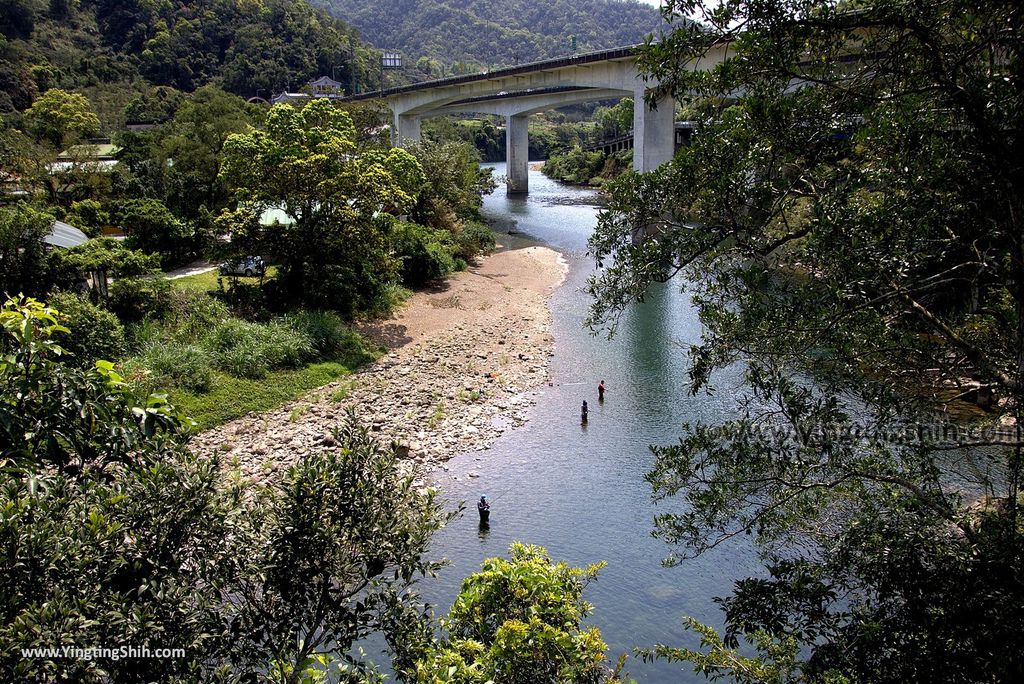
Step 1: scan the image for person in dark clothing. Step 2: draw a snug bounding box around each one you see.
[598,381,606,401]
[581,400,589,424]
[477,495,490,526]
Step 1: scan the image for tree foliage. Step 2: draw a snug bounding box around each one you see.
[116,198,195,267]
[0,0,375,118]
[24,88,100,148]
[589,0,1024,681]
[220,98,426,314]
[0,295,450,683]
[315,0,667,69]
[0,203,55,298]
[412,543,622,684]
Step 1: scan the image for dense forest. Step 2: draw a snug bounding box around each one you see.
[313,0,667,71]
[0,0,378,121]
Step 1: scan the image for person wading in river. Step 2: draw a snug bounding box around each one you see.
[477,495,490,526]
[598,380,606,402]
[581,400,589,424]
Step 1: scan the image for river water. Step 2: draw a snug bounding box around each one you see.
[406,165,762,682]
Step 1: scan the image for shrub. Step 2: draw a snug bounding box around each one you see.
[391,221,456,286]
[205,318,261,353]
[205,318,313,378]
[454,221,496,262]
[166,290,231,342]
[215,336,269,379]
[259,321,312,368]
[107,276,171,323]
[140,341,214,393]
[285,310,348,359]
[284,312,378,367]
[48,291,126,366]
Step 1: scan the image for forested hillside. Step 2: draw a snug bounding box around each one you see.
[313,0,667,71]
[0,0,376,119]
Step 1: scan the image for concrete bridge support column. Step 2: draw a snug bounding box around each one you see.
[632,90,676,172]
[392,113,421,147]
[506,113,529,195]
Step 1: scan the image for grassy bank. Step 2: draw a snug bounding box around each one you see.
[117,277,381,430]
[172,359,366,429]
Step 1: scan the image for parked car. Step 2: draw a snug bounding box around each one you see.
[218,256,265,277]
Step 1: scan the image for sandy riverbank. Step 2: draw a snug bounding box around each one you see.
[190,244,567,478]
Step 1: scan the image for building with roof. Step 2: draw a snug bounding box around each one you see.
[48,142,122,174]
[271,76,346,105]
[44,221,90,248]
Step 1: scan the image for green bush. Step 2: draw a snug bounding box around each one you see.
[205,318,313,378]
[391,221,456,286]
[107,276,172,323]
[166,290,231,342]
[215,336,270,379]
[285,310,348,359]
[140,341,214,393]
[259,321,313,368]
[48,291,126,366]
[205,318,265,354]
[454,221,496,262]
[542,146,607,185]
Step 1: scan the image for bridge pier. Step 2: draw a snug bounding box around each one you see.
[632,91,675,172]
[392,113,421,146]
[506,113,529,195]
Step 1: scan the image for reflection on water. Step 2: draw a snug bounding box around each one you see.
[389,165,762,682]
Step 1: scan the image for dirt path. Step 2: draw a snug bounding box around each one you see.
[165,260,216,280]
[190,244,567,480]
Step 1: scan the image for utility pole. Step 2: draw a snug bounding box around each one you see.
[348,35,357,95]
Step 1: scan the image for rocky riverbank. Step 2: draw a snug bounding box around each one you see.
[190,244,567,480]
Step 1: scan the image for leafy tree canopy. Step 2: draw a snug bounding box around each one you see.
[589,0,1024,681]
[412,543,623,684]
[314,0,669,70]
[0,295,451,683]
[24,88,100,148]
[219,98,426,313]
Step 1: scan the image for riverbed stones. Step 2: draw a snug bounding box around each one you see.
[189,246,566,481]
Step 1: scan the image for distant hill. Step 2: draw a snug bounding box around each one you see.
[314,0,667,71]
[0,0,374,116]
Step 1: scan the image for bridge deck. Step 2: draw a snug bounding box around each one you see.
[341,44,642,102]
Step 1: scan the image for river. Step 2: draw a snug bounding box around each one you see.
[408,164,763,682]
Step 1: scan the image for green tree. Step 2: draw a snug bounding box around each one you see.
[0,203,54,298]
[594,98,632,140]
[64,199,111,237]
[406,140,496,232]
[412,543,623,684]
[220,98,426,314]
[154,86,258,218]
[24,88,100,149]
[116,197,194,266]
[588,0,1024,681]
[50,237,169,321]
[0,0,45,39]
[0,296,450,683]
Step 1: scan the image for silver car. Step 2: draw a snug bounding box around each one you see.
[218,256,265,277]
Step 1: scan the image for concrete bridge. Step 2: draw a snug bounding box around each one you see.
[343,43,729,194]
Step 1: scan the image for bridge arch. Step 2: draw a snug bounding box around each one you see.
[341,44,731,193]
